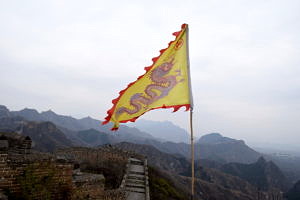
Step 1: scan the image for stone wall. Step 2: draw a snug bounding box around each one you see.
[0,133,73,199]
[0,133,139,199]
[56,146,132,188]
[55,145,144,165]
[72,170,105,199]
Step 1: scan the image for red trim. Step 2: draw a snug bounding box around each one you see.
[102,24,189,131]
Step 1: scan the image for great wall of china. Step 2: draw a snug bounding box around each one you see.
[0,132,150,199]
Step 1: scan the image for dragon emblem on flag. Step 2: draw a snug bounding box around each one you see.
[115,57,184,118]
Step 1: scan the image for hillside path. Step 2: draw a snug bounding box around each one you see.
[120,157,150,200]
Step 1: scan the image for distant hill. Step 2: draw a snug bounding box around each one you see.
[0,105,11,118]
[0,116,73,152]
[195,133,261,163]
[197,132,237,144]
[264,153,300,185]
[77,129,114,146]
[139,133,262,164]
[21,121,73,152]
[2,105,156,144]
[129,119,190,143]
[10,106,152,137]
[221,157,290,191]
[284,180,300,200]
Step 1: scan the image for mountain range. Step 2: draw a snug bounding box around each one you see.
[220,157,290,191]
[10,107,154,141]
[1,104,300,198]
[0,116,74,152]
[0,105,262,164]
[0,105,156,145]
[128,119,190,143]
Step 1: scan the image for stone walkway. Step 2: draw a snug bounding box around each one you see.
[120,157,150,200]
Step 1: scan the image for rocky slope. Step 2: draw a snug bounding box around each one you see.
[76,129,115,146]
[284,180,300,200]
[221,157,290,191]
[196,133,261,163]
[0,116,73,152]
[138,133,261,164]
[21,121,73,152]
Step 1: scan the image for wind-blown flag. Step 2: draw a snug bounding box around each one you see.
[103,24,193,130]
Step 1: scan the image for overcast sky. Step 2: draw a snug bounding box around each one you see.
[0,0,299,148]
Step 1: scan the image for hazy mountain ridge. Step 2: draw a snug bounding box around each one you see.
[3,105,262,164]
[0,105,265,165]
[0,105,11,118]
[138,133,262,164]
[0,116,73,152]
[196,138,261,164]
[129,119,190,143]
[0,105,155,151]
[220,157,290,191]
[1,105,157,144]
[197,132,239,144]
[284,180,300,200]
[9,106,154,141]
[262,153,300,185]
[21,121,73,152]
[77,129,115,146]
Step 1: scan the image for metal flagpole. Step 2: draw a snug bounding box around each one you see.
[185,24,195,200]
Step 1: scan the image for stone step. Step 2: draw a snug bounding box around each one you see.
[130,160,144,165]
[129,171,145,175]
[123,158,149,200]
[129,164,145,172]
[127,174,145,180]
[129,158,143,162]
[125,187,146,193]
[127,179,145,185]
[125,183,145,188]
[126,192,146,200]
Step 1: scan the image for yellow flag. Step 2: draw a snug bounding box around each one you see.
[103,24,193,130]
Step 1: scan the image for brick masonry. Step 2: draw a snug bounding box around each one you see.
[0,133,73,199]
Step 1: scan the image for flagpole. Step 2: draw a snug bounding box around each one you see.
[185,24,195,200]
[190,108,195,200]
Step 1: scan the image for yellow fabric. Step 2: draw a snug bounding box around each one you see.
[110,25,191,129]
